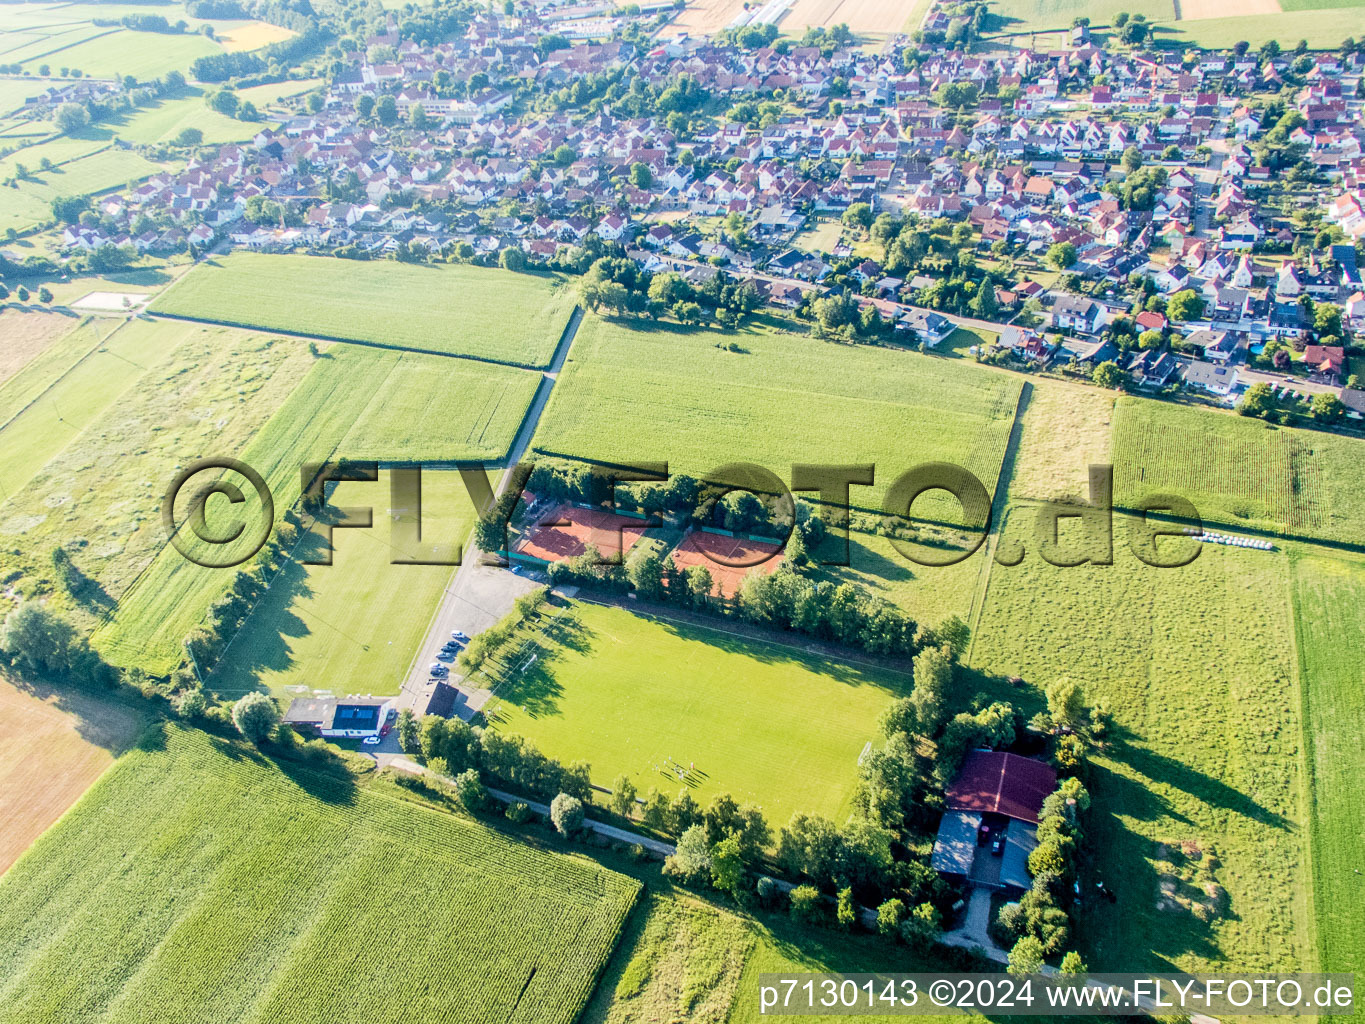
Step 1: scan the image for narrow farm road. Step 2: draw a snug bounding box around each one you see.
[395,306,584,719]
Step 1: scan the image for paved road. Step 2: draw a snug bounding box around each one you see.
[396,306,584,720]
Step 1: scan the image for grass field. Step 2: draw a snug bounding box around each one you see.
[0,317,184,499]
[105,93,276,146]
[482,599,909,825]
[1111,396,1365,543]
[207,471,485,698]
[1,321,316,615]
[1289,551,1365,992]
[1159,7,1365,47]
[531,315,1022,522]
[20,29,223,79]
[150,253,579,366]
[970,508,1312,974]
[0,309,83,388]
[0,145,164,233]
[0,674,143,874]
[94,345,538,674]
[0,725,640,1024]
[985,0,1364,46]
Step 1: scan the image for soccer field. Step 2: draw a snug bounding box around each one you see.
[207,471,488,699]
[482,599,909,825]
[150,253,579,367]
[0,727,639,1024]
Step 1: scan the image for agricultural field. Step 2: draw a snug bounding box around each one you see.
[983,0,1362,46]
[207,471,486,699]
[530,315,1022,523]
[0,726,640,1024]
[984,0,1171,33]
[0,674,143,874]
[19,29,223,80]
[1289,551,1365,991]
[1110,396,1365,544]
[0,316,183,499]
[0,145,165,234]
[482,599,910,825]
[215,20,296,51]
[970,509,1312,974]
[586,889,954,1024]
[0,308,81,387]
[94,345,538,674]
[150,253,579,366]
[1004,377,1116,504]
[105,92,278,146]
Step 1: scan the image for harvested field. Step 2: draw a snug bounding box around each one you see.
[669,529,783,598]
[1179,0,1281,16]
[0,310,81,387]
[0,675,143,874]
[215,20,295,51]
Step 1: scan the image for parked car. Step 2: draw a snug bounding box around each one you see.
[451,631,469,643]
[430,663,448,677]
[436,650,455,662]
[362,735,381,746]
[991,835,1006,856]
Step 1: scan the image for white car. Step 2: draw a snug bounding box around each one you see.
[362,736,381,746]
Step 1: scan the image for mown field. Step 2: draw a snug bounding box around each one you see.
[94,344,537,674]
[1289,551,1365,993]
[970,508,1312,974]
[106,92,276,146]
[207,471,486,699]
[483,599,909,825]
[150,253,579,366]
[530,315,1021,522]
[1110,396,1365,544]
[0,726,640,1024]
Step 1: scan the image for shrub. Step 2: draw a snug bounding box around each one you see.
[504,800,533,824]
[550,792,584,836]
[789,884,824,924]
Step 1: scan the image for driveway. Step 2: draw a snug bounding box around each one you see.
[396,307,583,719]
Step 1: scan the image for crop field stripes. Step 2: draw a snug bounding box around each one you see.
[0,727,641,1024]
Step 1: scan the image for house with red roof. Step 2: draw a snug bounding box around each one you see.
[930,750,1057,894]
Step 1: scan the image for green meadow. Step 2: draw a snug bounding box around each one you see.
[1289,551,1365,994]
[531,315,1021,520]
[150,253,579,366]
[970,507,1312,974]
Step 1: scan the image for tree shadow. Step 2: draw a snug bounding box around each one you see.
[3,669,146,753]
[204,530,325,697]
[267,742,359,805]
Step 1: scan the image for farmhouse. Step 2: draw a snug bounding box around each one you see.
[283,695,396,738]
[931,751,1057,895]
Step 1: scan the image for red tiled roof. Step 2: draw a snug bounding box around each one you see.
[945,751,1057,824]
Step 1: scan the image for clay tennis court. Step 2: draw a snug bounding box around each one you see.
[513,503,650,563]
[670,530,784,598]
